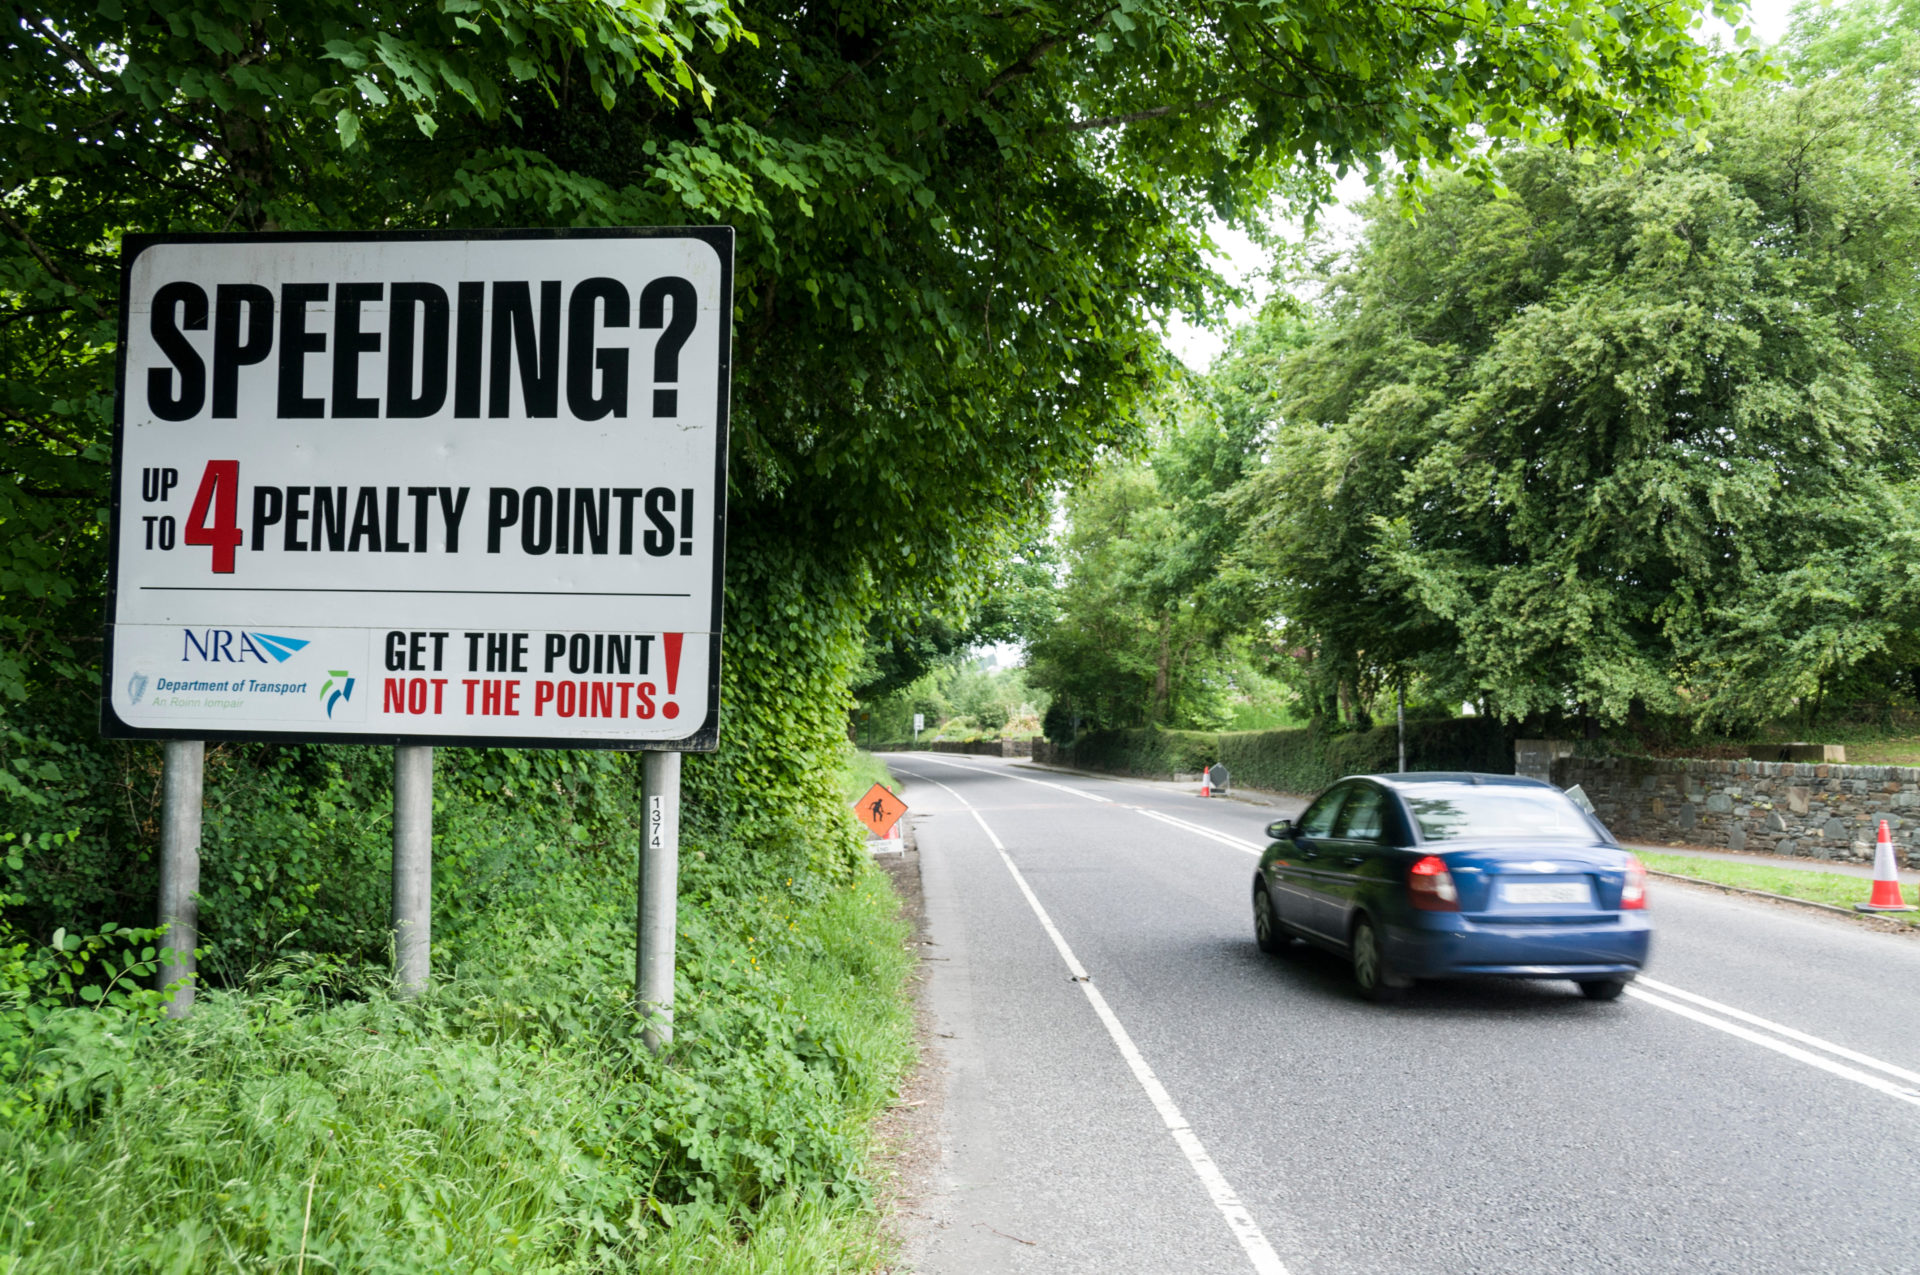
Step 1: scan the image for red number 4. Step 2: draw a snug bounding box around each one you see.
[183,460,242,573]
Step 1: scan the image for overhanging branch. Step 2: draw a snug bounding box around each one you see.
[0,207,79,288]
[1053,90,1243,133]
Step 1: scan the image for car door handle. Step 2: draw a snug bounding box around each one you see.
[1341,855,1364,866]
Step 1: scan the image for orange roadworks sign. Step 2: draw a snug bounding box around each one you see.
[854,783,908,838]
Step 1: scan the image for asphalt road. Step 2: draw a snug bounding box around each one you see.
[885,753,1920,1275]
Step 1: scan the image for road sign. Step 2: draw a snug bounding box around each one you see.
[103,229,732,750]
[913,712,925,732]
[854,783,908,838]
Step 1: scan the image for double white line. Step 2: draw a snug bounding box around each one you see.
[1136,806,1264,854]
[899,754,1920,1116]
[1136,801,1920,1111]
[1117,785,1920,1112]
[1627,977,1920,1108]
[1139,810,1920,1112]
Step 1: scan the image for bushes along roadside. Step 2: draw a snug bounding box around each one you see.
[1041,718,1517,794]
[0,753,916,1271]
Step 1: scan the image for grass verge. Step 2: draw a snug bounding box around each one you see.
[0,752,918,1273]
[1824,739,1920,767]
[1638,852,1920,927]
[842,750,899,805]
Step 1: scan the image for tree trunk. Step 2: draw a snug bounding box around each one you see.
[1150,612,1172,725]
[219,22,277,230]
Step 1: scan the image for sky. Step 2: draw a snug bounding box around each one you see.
[1162,0,1803,372]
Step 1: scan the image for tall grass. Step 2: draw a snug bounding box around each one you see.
[841,751,898,805]
[0,753,916,1272]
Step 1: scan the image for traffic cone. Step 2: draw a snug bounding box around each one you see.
[1200,768,1212,798]
[1855,820,1915,913]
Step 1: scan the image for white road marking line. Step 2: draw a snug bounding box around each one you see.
[1137,807,1265,855]
[903,762,1920,1127]
[1624,987,1920,1108]
[1016,757,1243,803]
[1636,976,1920,1088]
[900,755,1272,855]
[892,753,1113,802]
[896,767,1291,1275]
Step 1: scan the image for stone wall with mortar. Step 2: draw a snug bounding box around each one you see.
[1553,755,1920,869]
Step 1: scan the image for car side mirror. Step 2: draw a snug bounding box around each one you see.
[1266,819,1294,841]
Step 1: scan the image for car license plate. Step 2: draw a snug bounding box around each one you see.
[1501,881,1590,905]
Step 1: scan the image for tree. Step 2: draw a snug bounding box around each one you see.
[0,0,752,926]
[4,0,732,704]
[1030,457,1202,730]
[1027,348,1306,734]
[595,0,1746,807]
[1235,10,1920,729]
[851,539,1057,702]
[3,0,1743,926]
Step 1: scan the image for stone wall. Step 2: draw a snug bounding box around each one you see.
[1554,755,1920,868]
[1516,739,1575,783]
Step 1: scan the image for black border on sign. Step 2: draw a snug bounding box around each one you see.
[99,227,732,753]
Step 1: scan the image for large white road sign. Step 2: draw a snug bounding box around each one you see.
[103,229,732,749]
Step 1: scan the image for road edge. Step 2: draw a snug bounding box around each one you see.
[870,815,946,1273]
[1648,868,1919,935]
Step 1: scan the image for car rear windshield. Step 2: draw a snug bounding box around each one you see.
[1403,786,1590,842]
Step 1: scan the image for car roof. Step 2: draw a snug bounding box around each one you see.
[1341,772,1558,791]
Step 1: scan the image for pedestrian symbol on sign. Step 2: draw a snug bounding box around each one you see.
[853,783,908,839]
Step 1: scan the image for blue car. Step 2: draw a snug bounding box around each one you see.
[1253,772,1650,1002]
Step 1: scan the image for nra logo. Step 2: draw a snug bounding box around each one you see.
[181,630,310,664]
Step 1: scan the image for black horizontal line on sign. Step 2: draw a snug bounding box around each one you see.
[138,587,693,597]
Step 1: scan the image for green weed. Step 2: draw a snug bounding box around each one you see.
[0,788,916,1271]
[840,751,898,806]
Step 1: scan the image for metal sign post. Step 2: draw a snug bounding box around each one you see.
[391,744,433,996]
[105,229,733,1014]
[156,738,204,1016]
[638,750,680,1050]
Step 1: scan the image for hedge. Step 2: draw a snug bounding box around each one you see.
[1038,717,1517,795]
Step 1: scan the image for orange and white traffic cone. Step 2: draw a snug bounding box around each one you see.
[1200,768,1212,798]
[1856,820,1915,913]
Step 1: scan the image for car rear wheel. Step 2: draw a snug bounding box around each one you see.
[1350,917,1405,1002]
[1253,881,1291,954]
[1578,978,1628,1002]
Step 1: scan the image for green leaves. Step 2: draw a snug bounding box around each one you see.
[0,914,176,1121]
[2,0,738,856]
[0,846,914,1263]
[1,0,1754,991]
[1242,18,1920,728]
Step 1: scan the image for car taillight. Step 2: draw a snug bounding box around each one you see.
[1621,855,1647,910]
[1409,855,1459,911]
